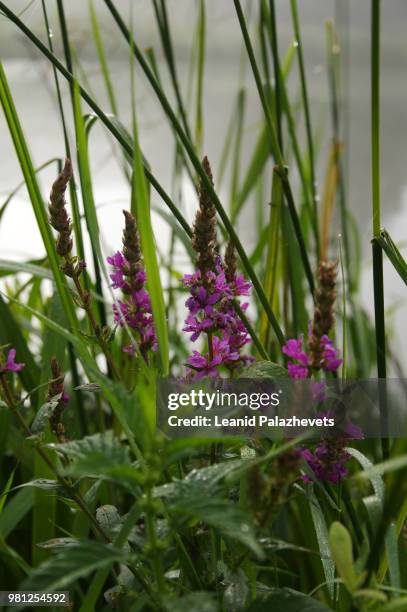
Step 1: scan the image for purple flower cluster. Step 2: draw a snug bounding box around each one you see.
[282,331,342,379]
[301,411,364,484]
[182,263,254,380]
[107,251,157,356]
[1,349,25,373]
[301,446,349,483]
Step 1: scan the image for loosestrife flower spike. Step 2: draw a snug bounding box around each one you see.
[300,411,364,484]
[107,211,157,357]
[48,159,78,278]
[282,330,342,379]
[182,158,254,381]
[308,260,338,369]
[3,349,25,373]
[192,156,218,275]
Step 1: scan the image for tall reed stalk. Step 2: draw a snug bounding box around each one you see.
[371,0,389,458]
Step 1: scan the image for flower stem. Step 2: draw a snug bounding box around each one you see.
[72,274,121,382]
[145,487,166,596]
[207,331,214,362]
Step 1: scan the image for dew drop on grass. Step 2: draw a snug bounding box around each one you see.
[293,40,299,48]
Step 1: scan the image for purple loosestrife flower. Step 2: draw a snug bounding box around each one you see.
[301,411,364,484]
[186,336,241,381]
[182,158,254,380]
[301,446,349,484]
[320,335,342,371]
[282,330,342,379]
[108,211,157,358]
[2,349,25,373]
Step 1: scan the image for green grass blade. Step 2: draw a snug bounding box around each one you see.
[72,80,108,330]
[130,34,169,377]
[290,0,320,257]
[0,61,77,330]
[0,488,34,540]
[88,0,117,115]
[260,168,282,348]
[194,0,206,153]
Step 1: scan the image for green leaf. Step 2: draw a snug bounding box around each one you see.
[15,479,61,491]
[21,540,130,592]
[72,82,105,273]
[6,298,142,458]
[164,592,217,612]
[0,467,15,514]
[154,459,244,499]
[31,396,62,434]
[47,432,130,474]
[346,447,384,503]
[171,495,262,558]
[48,433,142,492]
[95,505,122,540]
[246,588,332,611]
[37,537,79,550]
[379,597,407,611]
[241,360,288,379]
[328,521,365,593]
[0,259,53,280]
[0,487,34,539]
[385,522,401,591]
[307,486,335,598]
[154,460,262,557]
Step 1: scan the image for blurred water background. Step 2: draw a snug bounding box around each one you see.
[1,0,407,359]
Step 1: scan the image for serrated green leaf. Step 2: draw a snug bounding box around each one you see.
[241,360,288,379]
[20,540,130,592]
[47,432,130,474]
[31,396,62,434]
[96,505,121,539]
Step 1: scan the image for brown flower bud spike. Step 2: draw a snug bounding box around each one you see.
[49,159,74,270]
[191,156,218,276]
[308,260,338,369]
[225,241,237,284]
